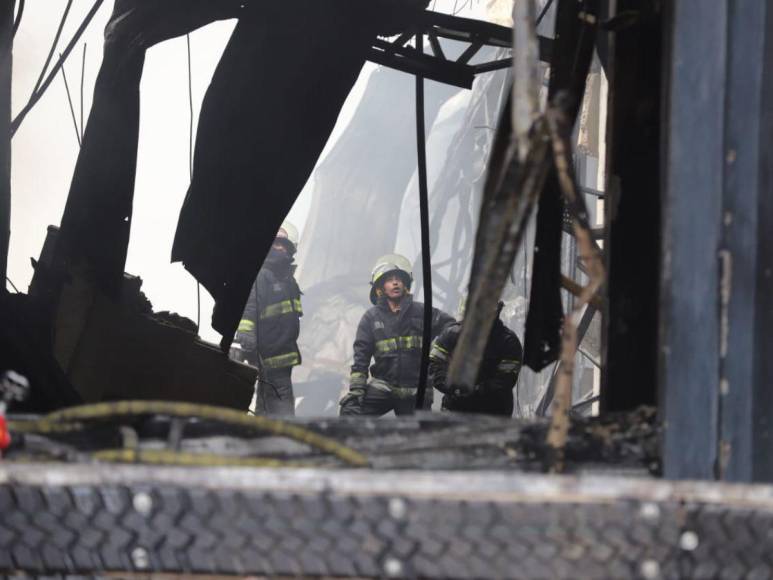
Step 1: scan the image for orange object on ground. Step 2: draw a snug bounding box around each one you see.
[0,415,10,451]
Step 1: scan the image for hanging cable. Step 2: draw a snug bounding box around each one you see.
[414,33,433,411]
[5,276,18,293]
[10,400,370,467]
[90,448,305,468]
[186,33,201,331]
[59,56,81,147]
[79,42,86,141]
[11,0,105,137]
[536,0,555,27]
[32,0,73,94]
[452,0,473,16]
[11,0,24,37]
[186,36,194,180]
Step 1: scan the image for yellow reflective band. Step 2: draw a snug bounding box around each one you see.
[350,371,367,385]
[376,338,397,354]
[238,320,255,333]
[398,336,422,350]
[263,352,301,369]
[260,298,303,319]
[430,343,449,361]
[375,335,423,355]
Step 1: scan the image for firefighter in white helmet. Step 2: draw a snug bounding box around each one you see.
[339,254,454,416]
[235,221,302,416]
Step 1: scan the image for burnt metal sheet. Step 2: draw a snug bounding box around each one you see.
[171,2,430,347]
[54,0,429,349]
[717,1,773,482]
[56,281,255,408]
[661,0,726,480]
[55,1,245,296]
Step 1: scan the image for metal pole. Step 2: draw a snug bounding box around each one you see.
[415,32,433,411]
[0,1,13,282]
[661,0,726,480]
[716,1,773,482]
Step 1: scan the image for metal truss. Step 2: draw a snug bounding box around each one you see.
[368,10,553,89]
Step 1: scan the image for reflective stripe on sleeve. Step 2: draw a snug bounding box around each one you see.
[237,320,255,333]
[263,352,301,369]
[429,343,449,361]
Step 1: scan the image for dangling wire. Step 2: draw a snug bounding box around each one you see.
[186,35,194,181]
[12,0,24,37]
[79,42,86,141]
[186,33,201,332]
[5,276,19,293]
[536,0,555,27]
[12,0,105,137]
[33,0,73,94]
[59,55,80,147]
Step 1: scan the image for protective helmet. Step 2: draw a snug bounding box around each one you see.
[275,221,299,253]
[369,254,413,304]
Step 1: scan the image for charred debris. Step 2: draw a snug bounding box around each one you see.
[0,0,771,484]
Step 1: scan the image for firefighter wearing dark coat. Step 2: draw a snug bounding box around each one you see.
[340,254,455,417]
[428,302,522,416]
[235,222,302,416]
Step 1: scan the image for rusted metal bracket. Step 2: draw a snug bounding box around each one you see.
[544,101,606,472]
[561,275,603,310]
[367,11,553,89]
[562,208,605,241]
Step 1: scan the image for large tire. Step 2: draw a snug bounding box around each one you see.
[2,463,773,578]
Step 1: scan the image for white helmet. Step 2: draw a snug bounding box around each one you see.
[276,221,299,253]
[369,254,413,304]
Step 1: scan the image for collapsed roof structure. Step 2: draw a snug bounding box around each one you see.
[0,0,771,478]
[2,0,773,574]
[2,0,531,414]
[56,0,433,346]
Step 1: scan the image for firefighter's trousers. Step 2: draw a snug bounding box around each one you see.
[256,367,295,416]
[340,378,431,417]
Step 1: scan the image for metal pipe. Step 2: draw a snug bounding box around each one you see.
[415,32,433,411]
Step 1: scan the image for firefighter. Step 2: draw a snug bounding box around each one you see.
[340,254,455,416]
[235,222,303,416]
[428,301,522,416]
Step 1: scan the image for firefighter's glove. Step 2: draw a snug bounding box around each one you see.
[339,386,366,410]
[448,383,478,399]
